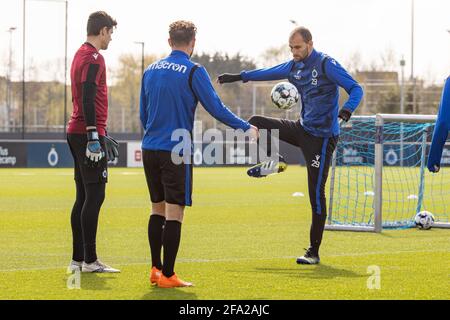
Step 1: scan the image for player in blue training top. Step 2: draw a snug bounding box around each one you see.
[428,76,450,173]
[140,20,258,288]
[218,26,363,265]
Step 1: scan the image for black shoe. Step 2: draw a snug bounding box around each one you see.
[296,247,320,265]
[247,154,287,178]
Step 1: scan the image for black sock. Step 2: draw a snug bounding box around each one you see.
[310,212,327,256]
[148,214,166,270]
[162,220,182,278]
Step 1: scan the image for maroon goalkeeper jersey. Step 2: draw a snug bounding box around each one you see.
[68,42,108,136]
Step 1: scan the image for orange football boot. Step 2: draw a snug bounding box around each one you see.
[150,267,162,285]
[157,273,193,288]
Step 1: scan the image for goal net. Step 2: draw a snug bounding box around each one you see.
[326,114,450,232]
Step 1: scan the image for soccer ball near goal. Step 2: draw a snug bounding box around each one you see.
[414,211,435,230]
[270,82,299,110]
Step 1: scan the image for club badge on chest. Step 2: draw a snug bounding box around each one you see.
[311,68,318,86]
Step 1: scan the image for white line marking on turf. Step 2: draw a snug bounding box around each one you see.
[0,249,448,273]
[117,172,143,175]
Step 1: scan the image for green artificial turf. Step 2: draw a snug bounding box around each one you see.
[0,167,448,300]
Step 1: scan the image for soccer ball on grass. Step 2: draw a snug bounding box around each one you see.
[414,211,435,230]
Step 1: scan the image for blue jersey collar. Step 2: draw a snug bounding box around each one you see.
[302,49,319,66]
[170,50,190,59]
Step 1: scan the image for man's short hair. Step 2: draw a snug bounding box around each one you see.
[87,11,117,36]
[169,20,197,46]
[290,26,312,42]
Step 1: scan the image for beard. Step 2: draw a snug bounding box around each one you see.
[293,47,311,61]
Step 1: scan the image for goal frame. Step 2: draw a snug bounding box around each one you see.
[326,113,450,233]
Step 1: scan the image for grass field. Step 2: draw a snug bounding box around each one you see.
[0,167,449,300]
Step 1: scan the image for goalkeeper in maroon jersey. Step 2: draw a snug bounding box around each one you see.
[66,11,119,273]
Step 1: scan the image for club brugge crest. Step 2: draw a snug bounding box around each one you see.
[48,146,59,167]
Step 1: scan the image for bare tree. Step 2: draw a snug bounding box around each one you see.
[260,44,291,67]
[379,47,397,71]
[345,51,364,73]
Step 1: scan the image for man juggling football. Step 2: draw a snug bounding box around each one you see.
[218,26,363,265]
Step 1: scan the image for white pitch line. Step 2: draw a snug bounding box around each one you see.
[0,249,448,273]
[117,172,143,175]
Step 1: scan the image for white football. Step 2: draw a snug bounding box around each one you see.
[271,82,299,110]
[414,211,435,230]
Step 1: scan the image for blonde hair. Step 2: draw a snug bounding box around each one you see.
[169,20,197,46]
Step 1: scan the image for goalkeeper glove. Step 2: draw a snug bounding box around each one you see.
[217,73,242,84]
[86,130,104,166]
[104,135,119,162]
[338,108,352,123]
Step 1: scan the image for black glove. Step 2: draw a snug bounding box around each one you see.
[85,130,104,166]
[217,73,242,84]
[338,109,352,123]
[104,135,119,162]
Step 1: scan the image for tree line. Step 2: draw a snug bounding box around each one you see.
[0,49,444,133]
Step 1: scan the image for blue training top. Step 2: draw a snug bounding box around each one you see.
[241,49,363,138]
[140,50,250,152]
[428,76,450,171]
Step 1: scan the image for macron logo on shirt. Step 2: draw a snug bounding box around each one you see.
[93,53,99,60]
[148,60,188,74]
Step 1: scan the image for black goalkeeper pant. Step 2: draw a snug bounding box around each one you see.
[68,134,107,264]
[249,116,338,254]
[70,181,105,264]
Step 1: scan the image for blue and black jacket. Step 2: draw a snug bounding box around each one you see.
[241,49,363,138]
[140,50,250,151]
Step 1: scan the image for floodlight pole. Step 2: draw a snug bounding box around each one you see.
[400,57,406,115]
[6,27,17,132]
[22,0,68,139]
[400,57,405,167]
[63,0,68,137]
[252,84,256,115]
[410,0,416,113]
[22,0,26,139]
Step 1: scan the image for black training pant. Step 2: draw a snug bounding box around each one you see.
[249,116,338,252]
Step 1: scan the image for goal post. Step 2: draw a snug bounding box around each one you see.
[326,113,450,232]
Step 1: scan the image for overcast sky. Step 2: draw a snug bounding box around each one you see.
[0,0,449,84]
